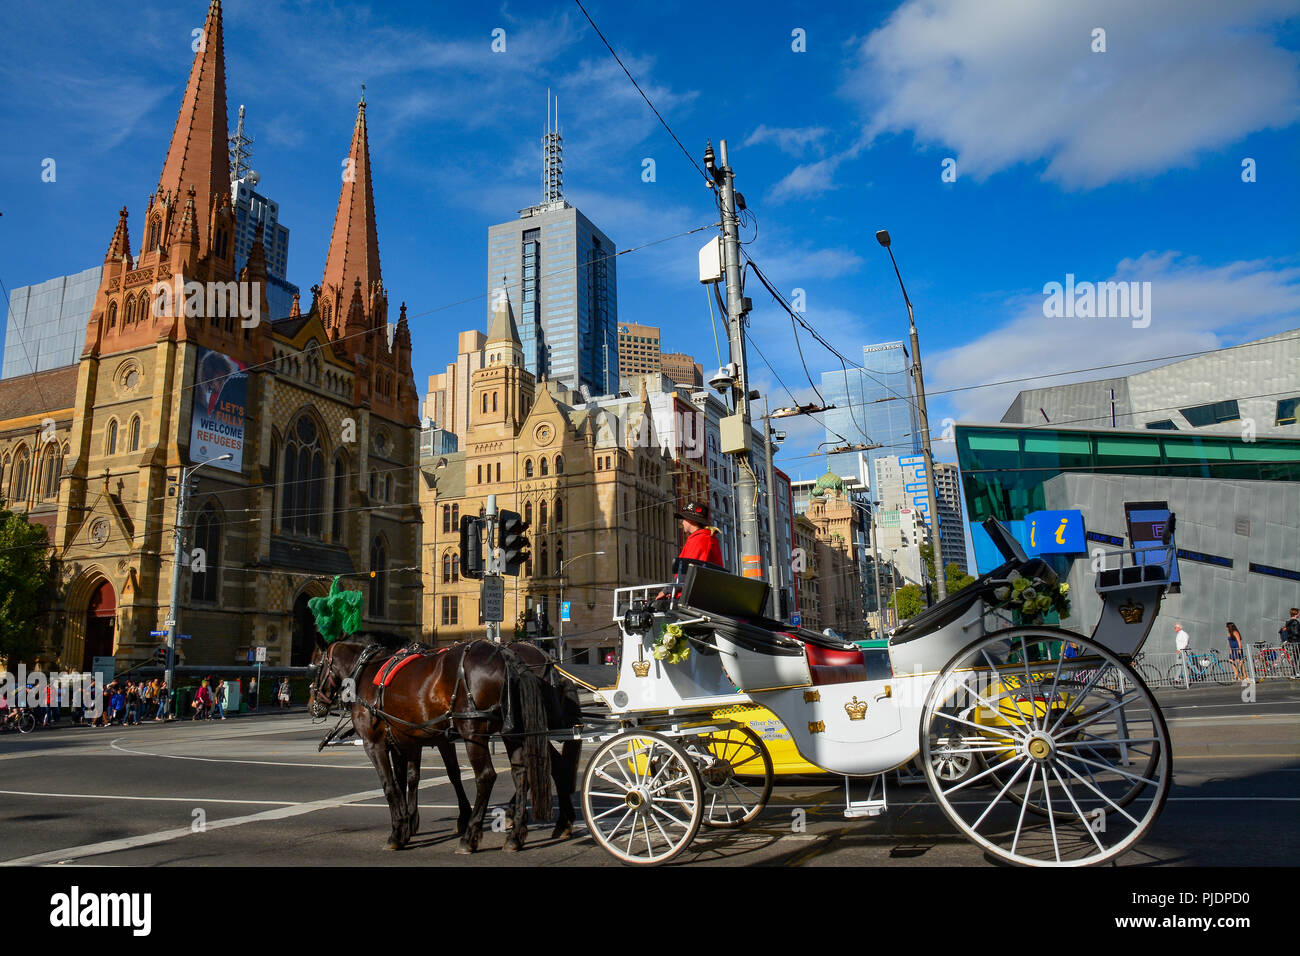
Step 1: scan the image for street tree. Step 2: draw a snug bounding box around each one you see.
[0,508,54,665]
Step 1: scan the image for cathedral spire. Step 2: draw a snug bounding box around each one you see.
[104,207,132,264]
[155,0,229,254]
[321,94,382,336]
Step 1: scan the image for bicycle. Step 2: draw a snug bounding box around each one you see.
[1166,648,1234,686]
[1253,642,1299,680]
[1131,650,1165,687]
[2,707,37,734]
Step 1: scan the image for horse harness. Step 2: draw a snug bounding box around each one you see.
[322,639,553,747]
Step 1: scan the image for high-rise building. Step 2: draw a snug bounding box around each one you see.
[618,323,660,377]
[231,174,297,321]
[424,329,487,442]
[660,351,703,389]
[933,462,968,573]
[2,265,104,379]
[486,97,618,396]
[821,341,920,486]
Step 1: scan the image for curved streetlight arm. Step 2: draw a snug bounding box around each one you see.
[558,550,606,662]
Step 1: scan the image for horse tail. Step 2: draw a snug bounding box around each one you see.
[509,652,553,820]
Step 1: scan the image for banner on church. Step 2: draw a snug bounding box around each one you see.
[190,347,248,473]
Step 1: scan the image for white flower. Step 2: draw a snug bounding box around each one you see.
[1007,570,1022,582]
[994,587,1010,601]
[1022,588,1037,601]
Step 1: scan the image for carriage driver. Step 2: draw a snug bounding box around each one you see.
[676,501,723,567]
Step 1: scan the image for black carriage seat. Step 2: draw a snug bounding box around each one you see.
[889,556,1060,646]
[673,562,871,684]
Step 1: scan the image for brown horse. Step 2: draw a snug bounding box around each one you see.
[310,636,581,853]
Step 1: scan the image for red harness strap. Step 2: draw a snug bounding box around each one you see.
[372,650,424,687]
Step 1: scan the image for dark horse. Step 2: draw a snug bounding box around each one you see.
[310,635,581,853]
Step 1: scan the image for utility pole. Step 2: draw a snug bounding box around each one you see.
[762,397,782,619]
[708,139,761,580]
[876,230,946,603]
[483,494,501,643]
[868,501,884,637]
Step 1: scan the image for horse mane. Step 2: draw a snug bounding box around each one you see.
[354,630,410,649]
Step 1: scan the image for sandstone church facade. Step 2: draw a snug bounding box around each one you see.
[0,0,420,670]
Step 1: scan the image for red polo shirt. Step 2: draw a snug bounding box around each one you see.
[679,526,723,567]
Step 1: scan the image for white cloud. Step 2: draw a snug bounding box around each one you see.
[846,0,1300,187]
[744,124,830,157]
[927,253,1300,423]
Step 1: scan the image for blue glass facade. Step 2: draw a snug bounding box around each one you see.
[488,204,618,396]
[821,341,921,490]
[2,265,102,379]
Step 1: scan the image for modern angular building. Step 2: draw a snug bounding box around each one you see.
[821,340,921,487]
[2,266,104,379]
[933,461,969,573]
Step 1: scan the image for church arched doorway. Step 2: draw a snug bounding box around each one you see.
[83,580,116,670]
[291,591,322,666]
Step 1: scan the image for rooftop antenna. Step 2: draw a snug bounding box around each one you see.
[543,88,564,204]
[229,104,255,182]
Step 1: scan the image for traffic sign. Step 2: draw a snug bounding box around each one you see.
[254,646,267,662]
[561,601,571,622]
[177,634,192,641]
[481,576,505,623]
[150,630,168,637]
[791,614,802,627]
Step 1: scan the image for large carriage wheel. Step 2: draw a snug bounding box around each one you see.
[684,727,774,829]
[920,628,1171,866]
[581,731,703,865]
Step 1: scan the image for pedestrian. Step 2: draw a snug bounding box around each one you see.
[110,684,126,724]
[1225,622,1245,680]
[248,676,257,711]
[1173,622,1190,679]
[155,679,171,721]
[191,680,211,721]
[125,682,140,725]
[277,677,290,711]
[212,678,227,720]
[1281,608,1300,648]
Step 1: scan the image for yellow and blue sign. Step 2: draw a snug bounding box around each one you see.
[1025,510,1086,554]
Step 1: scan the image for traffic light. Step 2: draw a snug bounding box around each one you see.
[497,509,530,577]
[459,515,485,580]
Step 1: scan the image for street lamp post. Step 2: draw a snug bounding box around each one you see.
[165,454,232,702]
[875,229,946,604]
[558,550,604,662]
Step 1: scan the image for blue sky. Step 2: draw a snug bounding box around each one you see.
[1,0,1298,480]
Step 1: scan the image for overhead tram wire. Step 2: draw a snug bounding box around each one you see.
[170,222,717,399]
[744,329,851,447]
[572,0,713,188]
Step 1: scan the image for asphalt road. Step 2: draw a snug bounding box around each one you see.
[1,682,1296,868]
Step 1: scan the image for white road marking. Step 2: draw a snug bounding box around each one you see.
[0,789,295,806]
[109,737,373,769]
[0,775,450,867]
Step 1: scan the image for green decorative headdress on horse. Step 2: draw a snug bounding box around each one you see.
[308,576,365,643]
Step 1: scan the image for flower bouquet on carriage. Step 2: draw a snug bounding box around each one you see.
[993,571,1070,625]
[653,622,691,665]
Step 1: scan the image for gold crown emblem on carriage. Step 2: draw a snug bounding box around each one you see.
[631,660,651,678]
[1119,598,1145,624]
[844,696,868,721]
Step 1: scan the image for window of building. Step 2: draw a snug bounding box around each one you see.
[477,464,483,484]
[1144,419,1177,430]
[555,497,563,527]
[554,454,564,475]
[493,392,499,413]
[482,392,489,414]
[524,500,533,527]
[441,595,459,626]
[540,547,548,576]
[540,457,549,477]
[38,444,60,500]
[107,301,117,329]
[1179,400,1240,427]
[442,504,452,533]
[106,420,118,456]
[369,537,387,618]
[495,462,501,483]
[281,414,326,536]
[11,447,29,503]
[191,503,221,602]
[129,416,141,451]
[451,503,460,530]
[1276,397,1299,427]
[539,500,547,529]
[452,553,460,582]
[332,454,347,539]
[525,458,534,478]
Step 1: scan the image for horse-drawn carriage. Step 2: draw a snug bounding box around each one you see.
[313,513,1178,867]
[554,514,1178,866]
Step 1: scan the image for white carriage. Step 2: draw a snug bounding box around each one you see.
[555,514,1179,866]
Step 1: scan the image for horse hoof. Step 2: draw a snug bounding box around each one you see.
[551,824,573,840]
[455,844,474,855]
[504,840,520,853]
[385,842,401,851]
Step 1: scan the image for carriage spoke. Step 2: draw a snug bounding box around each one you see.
[1055,758,1143,827]
[943,748,1025,798]
[1042,767,1061,863]
[649,809,674,847]
[648,802,691,830]
[1060,750,1162,788]
[1052,764,1107,855]
[589,803,631,822]
[1010,764,1037,855]
[969,755,1031,831]
[931,709,1021,742]
[640,815,654,858]
[1016,636,1042,732]
[607,807,634,841]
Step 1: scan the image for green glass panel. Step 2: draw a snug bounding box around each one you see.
[1095,437,1161,460]
[967,433,1020,452]
[1229,443,1299,461]
[1164,440,1232,460]
[1024,434,1090,454]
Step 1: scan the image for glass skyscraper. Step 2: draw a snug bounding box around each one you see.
[488,201,618,396]
[821,340,921,491]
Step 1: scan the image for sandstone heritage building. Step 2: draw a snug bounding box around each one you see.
[420,293,679,661]
[0,0,419,670]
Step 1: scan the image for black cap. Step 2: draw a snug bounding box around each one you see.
[675,501,710,525]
